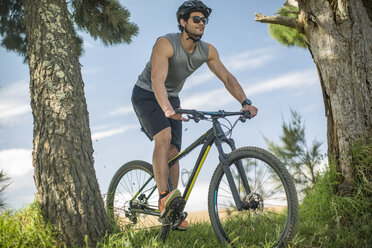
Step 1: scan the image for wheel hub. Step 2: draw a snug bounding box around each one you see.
[126,194,150,223]
[243,192,264,212]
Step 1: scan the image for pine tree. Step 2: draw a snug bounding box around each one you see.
[0,0,138,246]
[264,110,325,195]
[0,170,11,209]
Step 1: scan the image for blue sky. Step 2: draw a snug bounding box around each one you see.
[0,0,327,211]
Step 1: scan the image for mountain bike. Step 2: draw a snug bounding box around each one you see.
[106,109,299,247]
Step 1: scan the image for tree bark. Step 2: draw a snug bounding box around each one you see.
[256,0,372,190]
[23,0,112,246]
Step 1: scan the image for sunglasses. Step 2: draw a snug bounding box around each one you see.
[190,16,209,25]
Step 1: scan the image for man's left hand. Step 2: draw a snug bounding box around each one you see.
[242,105,258,118]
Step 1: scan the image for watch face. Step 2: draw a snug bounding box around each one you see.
[242,99,252,106]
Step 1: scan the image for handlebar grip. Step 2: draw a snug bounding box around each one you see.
[175,109,197,115]
[242,110,251,118]
[176,108,250,119]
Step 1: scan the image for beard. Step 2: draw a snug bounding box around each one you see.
[185,24,204,38]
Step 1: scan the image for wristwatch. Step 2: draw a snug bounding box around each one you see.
[241,99,252,107]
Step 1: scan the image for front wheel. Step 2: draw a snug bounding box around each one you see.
[208,147,298,247]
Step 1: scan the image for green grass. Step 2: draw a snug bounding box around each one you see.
[1,140,371,247]
[292,139,372,248]
[0,201,59,248]
[97,222,225,248]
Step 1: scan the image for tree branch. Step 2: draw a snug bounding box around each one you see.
[255,13,301,31]
[285,0,298,8]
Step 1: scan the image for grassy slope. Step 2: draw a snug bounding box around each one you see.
[1,141,370,248]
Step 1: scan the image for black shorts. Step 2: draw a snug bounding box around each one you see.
[131,85,182,151]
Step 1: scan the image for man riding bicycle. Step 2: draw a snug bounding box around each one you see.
[131,0,258,230]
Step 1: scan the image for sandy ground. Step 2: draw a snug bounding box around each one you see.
[186,206,286,223]
[187,210,211,223]
[118,207,287,228]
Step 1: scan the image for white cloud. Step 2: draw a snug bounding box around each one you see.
[0,148,33,178]
[81,66,103,75]
[183,47,276,91]
[316,157,329,174]
[182,88,228,109]
[0,103,30,120]
[108,106,133,117]
[91,124,137,140]
[0,80,31,122]
[182,69,318,109]
[0,80,28,96]
[247,69,318,95]
[184,71,214,90]
[83,40,95,49]
[223,48,276,71]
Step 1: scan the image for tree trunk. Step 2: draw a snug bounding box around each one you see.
[256,0,372,191]
[23,0,112,246]
[296,0,372,190]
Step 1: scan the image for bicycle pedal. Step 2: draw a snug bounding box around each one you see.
[158,197,186,228]
[169,197,186,213]
[171,212,188,230]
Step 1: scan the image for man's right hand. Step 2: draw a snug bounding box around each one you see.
[164,109,188,122]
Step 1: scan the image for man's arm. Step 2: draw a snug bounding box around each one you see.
[151,38,185,120]
[206,43,258,117]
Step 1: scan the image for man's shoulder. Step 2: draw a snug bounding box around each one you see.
[154,36,174,58]
[198,40,212,57]
[161,33,181,45]
[163,32,180,38]
[157,33,181,52]
[204,42,214,49]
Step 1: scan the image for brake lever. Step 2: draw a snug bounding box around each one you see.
[187,114,200,123]
[239,111,251,122]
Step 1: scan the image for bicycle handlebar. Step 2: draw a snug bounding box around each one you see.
[175,109,251,123]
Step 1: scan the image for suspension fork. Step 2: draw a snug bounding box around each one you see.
[224,138,252,196]
[213,120,243,210]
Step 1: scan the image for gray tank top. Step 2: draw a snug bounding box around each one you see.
[135,33,209,97]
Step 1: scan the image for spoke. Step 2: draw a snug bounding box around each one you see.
[111,167,161,230]
[120,177,132,196]
[218,194,233,199]
[217,203,234,208]
[262,183,284,200]
[253,158,260,191]
[257,173,278,195]
[136,169,141,191]
[221,177,230,189]
[129,171,134,194]
[211,151,296,247]
[254,166,270,193]
[218,185,232,195]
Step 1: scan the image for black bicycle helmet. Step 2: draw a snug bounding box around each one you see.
[177,0,212,23]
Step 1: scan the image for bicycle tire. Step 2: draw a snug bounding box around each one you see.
[208,147,298,247]
[106,160,160,230]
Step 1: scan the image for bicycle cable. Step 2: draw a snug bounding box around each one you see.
[186,111,244,139]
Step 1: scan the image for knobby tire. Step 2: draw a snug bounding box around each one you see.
[208,146,298,247]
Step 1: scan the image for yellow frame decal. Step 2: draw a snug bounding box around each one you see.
[184,145,211,202]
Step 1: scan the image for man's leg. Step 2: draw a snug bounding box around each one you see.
[168,144,179,189]
[168,144,189,230]
[153,127,172,194]
[153,128,182,218]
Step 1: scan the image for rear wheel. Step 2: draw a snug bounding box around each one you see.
[106,160,160,230]
[208,147,298,247]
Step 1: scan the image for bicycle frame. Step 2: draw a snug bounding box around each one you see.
[130,117,252,216]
